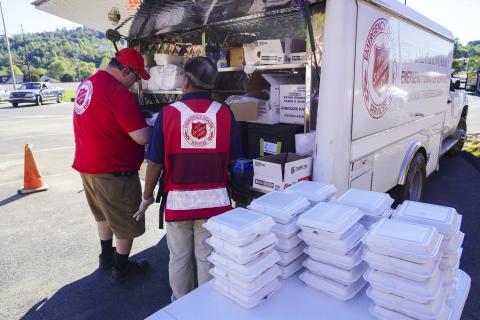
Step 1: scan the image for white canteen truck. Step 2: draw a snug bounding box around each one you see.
[34,0,468,202]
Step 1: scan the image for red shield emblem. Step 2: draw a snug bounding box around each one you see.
[76,88,88,105]
[372,44,390,95]
[191,121,207,139]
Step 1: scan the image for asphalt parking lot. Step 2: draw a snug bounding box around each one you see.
[0,100,479,320]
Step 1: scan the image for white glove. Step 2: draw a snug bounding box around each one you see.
[133,196,155,221]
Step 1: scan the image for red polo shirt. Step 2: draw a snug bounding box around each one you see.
[72,70,147,174]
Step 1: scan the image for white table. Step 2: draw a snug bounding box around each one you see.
[147,270,471,320]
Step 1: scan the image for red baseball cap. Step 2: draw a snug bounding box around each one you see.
[116,48,150,80]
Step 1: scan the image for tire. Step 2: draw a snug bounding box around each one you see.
[57,94,62,103]
[12,102,18,107]
[389,152,426,204]
[35,96,43,106]
[446,117,467,157]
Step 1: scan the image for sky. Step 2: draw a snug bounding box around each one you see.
[1,0,479,44]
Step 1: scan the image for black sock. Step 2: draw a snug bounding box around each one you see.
[100,239,113,254]
[115,251,130,271]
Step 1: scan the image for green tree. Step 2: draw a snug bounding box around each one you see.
[78,61,96,80]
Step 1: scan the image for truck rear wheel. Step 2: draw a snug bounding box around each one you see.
[446,117,467,157]
[390,152,426,204]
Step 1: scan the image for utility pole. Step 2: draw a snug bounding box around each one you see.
[21,24,31,82]
[0,0,16,89]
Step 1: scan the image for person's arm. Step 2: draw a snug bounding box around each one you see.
[128,126,151,146]
[144,161,163,199]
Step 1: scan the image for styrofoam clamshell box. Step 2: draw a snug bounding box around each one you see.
[440,247,463,269]
[441,232,464,253]
[336,188,394,217]
[272,220,300,239]
[203,208,275,246]
[367,286,448,319]
[299,270,367,301]
[299,224,366,254]
[212,277,281,309]
[206,233,277,261]
[304,244,364,270]
[210,264,281,292]
[274,234,303,253]
[207,249,279,276]
[248,191,310,224]
[284,181,337,204]
[369,303,452,320]
[362,250,441,282]
[278,255,305,279]
[297,202,363,235]
[303,258,367,285]
[277,242,306,266]
[393,201,462,236]
[364,268,444,303]
[362,219,444,264]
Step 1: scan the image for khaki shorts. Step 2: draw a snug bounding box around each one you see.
[80,173,145,239]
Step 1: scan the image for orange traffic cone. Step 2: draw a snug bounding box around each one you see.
[18,144,48,194]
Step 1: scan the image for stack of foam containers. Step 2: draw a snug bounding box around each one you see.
[284,181,337,205]
[203,208,282,309]
[297,202,368,301]
[392,201,464,302]
[248,191,311,279]
[362,218,451,320]
[336,189,394,229]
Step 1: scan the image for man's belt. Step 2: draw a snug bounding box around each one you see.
[111,171,137,177]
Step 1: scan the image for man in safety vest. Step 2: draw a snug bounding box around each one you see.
[134,57,239,299]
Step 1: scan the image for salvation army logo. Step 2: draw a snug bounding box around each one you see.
[74,80,93,115]
[362,18,397,119]
[182,114,215,147]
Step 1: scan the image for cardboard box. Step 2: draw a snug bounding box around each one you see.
[253,153,312,192]
[280,84,306,124]
[287,52,307,64]
[230,102,259,122]
[229,47,245,68]
[258,40,284,65]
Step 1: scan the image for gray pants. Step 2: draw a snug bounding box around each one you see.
[166,219,213,299]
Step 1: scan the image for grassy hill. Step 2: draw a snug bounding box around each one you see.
[0,27,122,82]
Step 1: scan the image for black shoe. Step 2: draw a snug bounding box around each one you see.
[111,259,149,284]
[99,248,115,270]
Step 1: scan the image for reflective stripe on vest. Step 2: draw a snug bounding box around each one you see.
[166,187,230,211]
[170,101,222,149]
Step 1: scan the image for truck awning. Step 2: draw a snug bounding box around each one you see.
[32,0,319,40]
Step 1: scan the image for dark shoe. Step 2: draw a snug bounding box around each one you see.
[111,259,149,284]
[99,248,115,270]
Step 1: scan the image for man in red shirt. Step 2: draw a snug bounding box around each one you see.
[73,48,152,284]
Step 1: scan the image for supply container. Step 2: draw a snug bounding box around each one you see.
[278,255,305,279]
[366,286,448,319]
[207,250,280,278]
[303,258,367,285]
[212,277,281,309]
[284,181,337,204]
[299,270,367,301]
[203,208,275,246]
[275,234,303,253]
[248,191,310,224]
[206,235,277,264]
[304,244,364,270]
[299,224,366,254]
[369,303,451,320]
[297,202,363,236]
[277,242,306,266]
[336,189,394,218]
[364,268,444,303]
[393,201,462,236]
[210,264,281,292]
[362,219,444,264]
[362,250,441,282]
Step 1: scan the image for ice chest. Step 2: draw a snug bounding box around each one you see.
[203,208,275,246]
[248,191,310,223]
[284,181,337,204]
[300,270,366,301]
[362,219,444,264]
[298,202,363,236]
[336,188,394,218]
[208,250,279,278]
[253,153,312,192]
[393,201,462,236]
